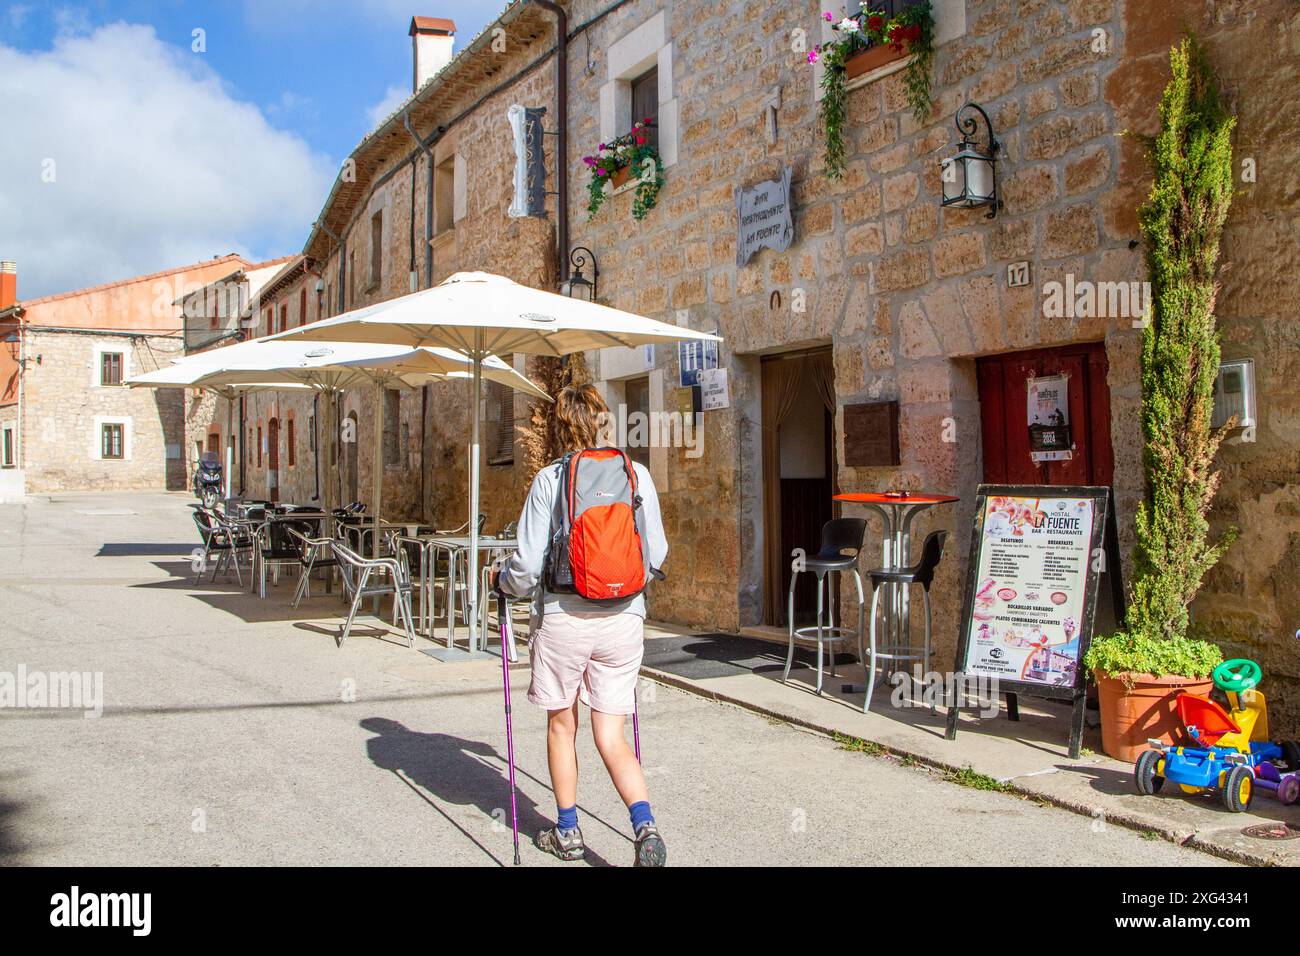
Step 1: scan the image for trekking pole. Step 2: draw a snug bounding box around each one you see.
[632,684,641,763]
[498,589,521,865]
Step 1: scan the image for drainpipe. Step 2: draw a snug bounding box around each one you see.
[530,0,569,282]
[402,111,435,288]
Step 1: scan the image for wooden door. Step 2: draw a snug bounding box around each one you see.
[976,343,1113,486]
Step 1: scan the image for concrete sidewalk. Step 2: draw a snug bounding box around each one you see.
[638,623,1300,866]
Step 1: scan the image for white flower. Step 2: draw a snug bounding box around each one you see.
[837,17,859,32]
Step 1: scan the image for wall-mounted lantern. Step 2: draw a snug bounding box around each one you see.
[940,102,1001,219]
[561,246,599,303]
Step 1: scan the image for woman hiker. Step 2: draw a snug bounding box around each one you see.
[492,383,668,867]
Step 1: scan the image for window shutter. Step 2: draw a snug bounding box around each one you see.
[486,378,515,465]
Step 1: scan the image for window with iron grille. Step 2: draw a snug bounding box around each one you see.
[99,351,123,386]
[257,425,263,468]
[287,418,296,467]
[486,375,515,466]
[370,211,384,287]
[101,423,124,460]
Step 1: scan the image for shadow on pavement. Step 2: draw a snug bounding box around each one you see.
[96,543,198,557]
[360,716,614,868]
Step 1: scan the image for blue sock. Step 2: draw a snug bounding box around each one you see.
[556,804,579,834]
[629,800,654,832]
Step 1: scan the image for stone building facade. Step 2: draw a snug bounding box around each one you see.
[193,1,1298,723]
[0,255,268,494]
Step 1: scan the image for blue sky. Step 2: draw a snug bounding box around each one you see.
[0,1,502,297]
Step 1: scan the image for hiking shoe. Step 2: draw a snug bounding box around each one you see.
[535,826,586,861]
[633,822,666,867]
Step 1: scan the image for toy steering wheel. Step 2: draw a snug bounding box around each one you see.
[1213,658,1261,693]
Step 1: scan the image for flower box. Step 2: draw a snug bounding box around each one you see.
[845,40,911,81]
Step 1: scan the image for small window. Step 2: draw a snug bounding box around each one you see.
[370,211,384,287]
[383,389,401,465]
[1,425,15,468]
[631,68,659,152]
[257,425,263,468]
[299,287,308,327]
[486,376,515,466]
[277,304,287,334]
[287,418,296,467]
[101,423,124,460]
[348,251,356,306]
[434,157,455,235]
[99,351,123,386]
[264,308,273,336]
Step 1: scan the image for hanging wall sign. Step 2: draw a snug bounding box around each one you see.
[1027,373,1072,462]
[678,339,718,388]
[945,484,1122,759]
[735,166,794,266]
[699,367,730,410]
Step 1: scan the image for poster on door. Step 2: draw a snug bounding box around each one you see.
[1027,373,1072,463]
[961,492,1096,688]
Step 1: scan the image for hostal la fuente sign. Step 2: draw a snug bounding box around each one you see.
[736,166,794,266]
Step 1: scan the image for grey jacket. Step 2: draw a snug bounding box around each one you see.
[498,456,668,618]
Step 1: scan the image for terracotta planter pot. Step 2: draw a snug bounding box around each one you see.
[845,40,910,81]
[609,165,632,189]
[1094,671,1214,763]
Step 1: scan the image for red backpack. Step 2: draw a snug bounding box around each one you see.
[544,448,650,602]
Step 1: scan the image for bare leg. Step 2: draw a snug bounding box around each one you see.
[591,710,649,807]
[546,701,580,809]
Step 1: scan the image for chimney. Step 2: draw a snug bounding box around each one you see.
[410,16,455,92]
[0,261,15,311]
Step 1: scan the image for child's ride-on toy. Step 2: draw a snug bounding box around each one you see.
[1133,658,1300,813]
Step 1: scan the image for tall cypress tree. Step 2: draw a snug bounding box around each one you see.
[1088,37,1237,678]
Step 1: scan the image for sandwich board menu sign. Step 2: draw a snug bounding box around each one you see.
[945,484,1120,758]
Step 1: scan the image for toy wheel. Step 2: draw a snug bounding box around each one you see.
[1212,658,1261,694]
[1279,740,1300,773]
[1134,750,1164,795]
[1279,775,1300,806]
[1221,766,1254,813]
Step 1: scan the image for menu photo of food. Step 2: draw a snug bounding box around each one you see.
[964,495,1096,688]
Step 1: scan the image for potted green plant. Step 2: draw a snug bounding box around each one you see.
[583,120,664,221]
[1083,37,1237,762]
[808,3,934,179]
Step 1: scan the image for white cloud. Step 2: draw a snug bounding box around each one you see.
[365,84,408,131]
[0,23,334,298]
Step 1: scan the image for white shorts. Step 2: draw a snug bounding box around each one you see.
[526,608,644,715]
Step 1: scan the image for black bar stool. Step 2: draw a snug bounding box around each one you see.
[781,518,868,695]
[862,529,947,712]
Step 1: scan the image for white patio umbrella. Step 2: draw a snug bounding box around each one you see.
[127,358,312,500]
[266,270,722,648]
[192,342,547,556]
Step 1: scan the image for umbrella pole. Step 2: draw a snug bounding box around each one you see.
[372,382,383,560]
[225,392,234,501]
[468,335,483,652]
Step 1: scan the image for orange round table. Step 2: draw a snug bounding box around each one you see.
[833,492,959,699]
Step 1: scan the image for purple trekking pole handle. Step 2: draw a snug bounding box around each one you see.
[498,589,521,865]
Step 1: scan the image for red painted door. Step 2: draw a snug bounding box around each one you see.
[977,343,1113,487]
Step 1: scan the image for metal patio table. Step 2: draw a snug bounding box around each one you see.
[833,492,959,695]
[411,534,518,660]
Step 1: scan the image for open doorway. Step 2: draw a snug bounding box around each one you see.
[761,347,837,627]
[267,417,280,503]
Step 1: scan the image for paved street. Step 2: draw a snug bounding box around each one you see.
[0,492,1226,867]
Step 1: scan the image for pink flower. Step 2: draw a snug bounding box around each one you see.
[596,168,607,177]
[635,135,646,145]
[807,45,820,63]
[822,11,833,20]
[582,156,596,166]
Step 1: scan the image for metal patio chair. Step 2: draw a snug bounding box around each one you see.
[288,526,337,607]
[332,540,417,648]
[191,507,252,586]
